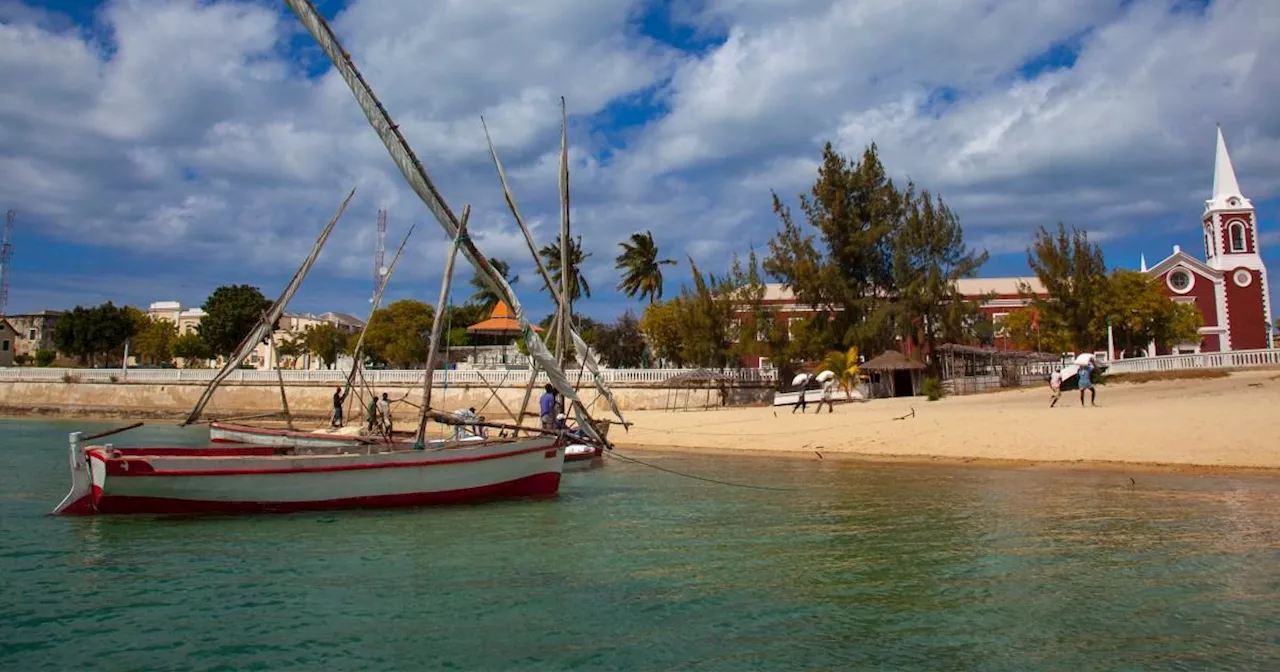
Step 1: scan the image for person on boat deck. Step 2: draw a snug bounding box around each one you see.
[331,386,346,427]
[376,392,392,433]
[539,384,556,429]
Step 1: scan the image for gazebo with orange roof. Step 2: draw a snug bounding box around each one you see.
[466,302,542,364]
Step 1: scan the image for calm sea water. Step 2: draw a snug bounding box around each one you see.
[2,418,1278,671]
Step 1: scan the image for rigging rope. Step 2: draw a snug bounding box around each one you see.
[604,449,797,492]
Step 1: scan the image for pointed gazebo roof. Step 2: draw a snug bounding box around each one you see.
[466,301,542,336]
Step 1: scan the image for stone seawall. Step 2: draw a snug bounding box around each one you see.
[0,380,774,421]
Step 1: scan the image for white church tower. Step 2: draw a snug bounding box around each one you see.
[1202,126,1272,350]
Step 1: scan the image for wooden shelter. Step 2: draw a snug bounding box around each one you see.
[937,343,1060,395]
[660,368,732,411]
[860,350,926,398]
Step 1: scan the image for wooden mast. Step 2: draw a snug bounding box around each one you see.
[414,205,471,448]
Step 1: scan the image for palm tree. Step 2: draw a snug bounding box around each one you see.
[615,230,677,304]
[540,236,592,302]
[818,346,863,395]
[469,258,519,310]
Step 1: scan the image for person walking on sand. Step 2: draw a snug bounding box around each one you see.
[1049,370,1063,408]
[792,374,809,414]
[1078,361,1097,407]
[814,379,835,414]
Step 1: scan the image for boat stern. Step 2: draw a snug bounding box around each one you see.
[52,432,98,516]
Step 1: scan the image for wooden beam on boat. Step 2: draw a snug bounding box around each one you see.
[82,422,144,442]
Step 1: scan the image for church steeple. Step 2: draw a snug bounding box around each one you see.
[1206,125,1251,212]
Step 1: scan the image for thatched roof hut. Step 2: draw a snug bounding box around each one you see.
[659,368,732,411]
[860,350,926,398]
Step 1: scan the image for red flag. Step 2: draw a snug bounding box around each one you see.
[1031,308,1040,331]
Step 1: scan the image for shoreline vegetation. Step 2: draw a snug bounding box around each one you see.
[8,369,1277,476]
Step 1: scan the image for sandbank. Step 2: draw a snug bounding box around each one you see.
[613,369,1280,474]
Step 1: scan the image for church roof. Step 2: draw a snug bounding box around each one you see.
[1145,246,1222,279]
[1207,126,1252,212]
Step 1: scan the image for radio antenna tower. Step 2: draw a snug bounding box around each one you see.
[372,207,387,302]
[0,210,14,315]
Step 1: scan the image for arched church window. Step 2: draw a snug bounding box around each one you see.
[1229,222,1247,252]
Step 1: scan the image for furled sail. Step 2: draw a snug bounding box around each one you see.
[181,188,354,426]
[283,0,605,444]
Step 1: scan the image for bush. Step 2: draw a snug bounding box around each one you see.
[35,349,56,367]
[61,373,80,384]
[923,377,946,401]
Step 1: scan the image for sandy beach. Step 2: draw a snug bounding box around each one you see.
[614,369,1280,472]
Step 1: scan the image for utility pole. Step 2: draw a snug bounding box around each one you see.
[0,210,14,315]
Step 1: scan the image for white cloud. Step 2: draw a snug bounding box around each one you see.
[1,0,1278,319]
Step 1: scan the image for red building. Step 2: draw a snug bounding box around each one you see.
[1141,127,1273,354]
[735,127,1272,366]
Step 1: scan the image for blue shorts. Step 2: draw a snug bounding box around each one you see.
[1078,370,1092,389]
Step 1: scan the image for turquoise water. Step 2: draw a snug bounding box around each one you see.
[2,419,1279,671]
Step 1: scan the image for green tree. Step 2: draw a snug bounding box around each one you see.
[34,349,56,367]
[275,335,305,369]
[1025,223,1108,352]
[764,142,910,356]
[365,299,433,368]
[674,259,736,368]
[590,311,647,368]
[469,259,518,311]
[818,346,863,395]
[1099,270,1203,356]
[540,235,592,302]
[615,230,677,304]
[172,331,213,366]
[892,190,988,362]
[52,302,138,366]
[303,323,350,369]
[134,317,178,365]
[199,285,273,357]
[640,299,685,367]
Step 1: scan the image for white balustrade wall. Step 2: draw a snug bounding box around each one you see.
[0,366,780,387]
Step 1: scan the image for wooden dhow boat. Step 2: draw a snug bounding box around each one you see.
[53,431,565,516]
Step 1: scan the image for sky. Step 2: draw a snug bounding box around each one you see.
[2,0,1278,323]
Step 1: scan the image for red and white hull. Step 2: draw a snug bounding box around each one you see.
[53,432,565,516]
[564,443,604,467]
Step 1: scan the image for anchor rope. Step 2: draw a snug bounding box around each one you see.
[604,449,797,492]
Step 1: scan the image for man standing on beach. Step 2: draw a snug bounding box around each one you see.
[377,392,392,434]
[814,379,835,414]
[331,386,346,427]
[1049,371,1063,408]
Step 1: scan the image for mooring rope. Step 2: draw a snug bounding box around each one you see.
[604,449,797,492]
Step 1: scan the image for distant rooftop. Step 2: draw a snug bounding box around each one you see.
[760,277,1047,302]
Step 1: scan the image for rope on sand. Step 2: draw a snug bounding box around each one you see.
[604,449,797,492]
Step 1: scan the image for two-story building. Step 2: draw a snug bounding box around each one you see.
[146,301,365,369]
[3,310,63,360]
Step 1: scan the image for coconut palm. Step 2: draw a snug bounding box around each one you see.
[818,346,863,395]
[615,230,677,305]
[539,236,592,302]
[469,258,519,310]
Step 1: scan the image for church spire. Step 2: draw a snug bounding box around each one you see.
[1208,125,1249,211]
[1140,254,1147,272]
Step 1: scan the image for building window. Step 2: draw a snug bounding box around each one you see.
[1167,268,1194,294]
[1233,269,1253,288]
[2,339,8,352]
[1229,222,1247,252]
[27,329,36,340]
[1204,230,1214,257]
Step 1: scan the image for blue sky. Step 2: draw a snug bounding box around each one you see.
[1,0,1277,324]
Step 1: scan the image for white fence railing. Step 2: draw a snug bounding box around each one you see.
[1102,348,1280,374]
[0,366,779,387]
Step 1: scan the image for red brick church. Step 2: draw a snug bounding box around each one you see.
[736,128,1272,365]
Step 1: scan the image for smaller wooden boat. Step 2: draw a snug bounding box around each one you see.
[53,431,565,516]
